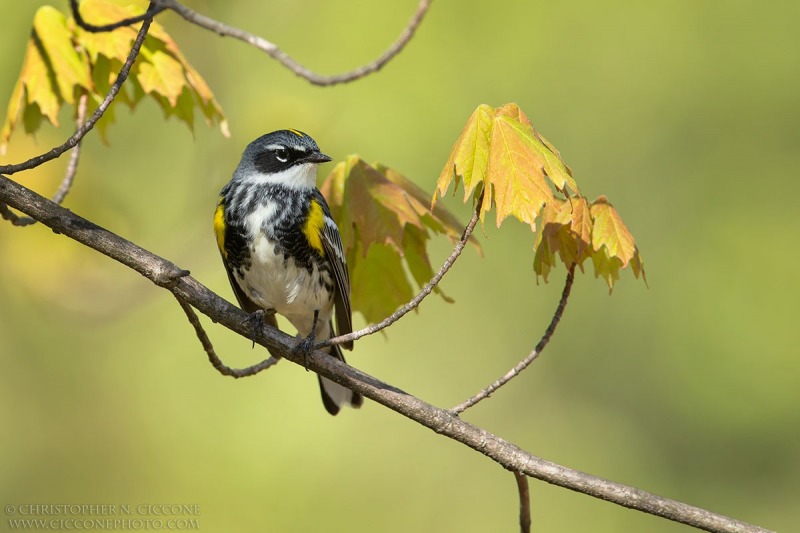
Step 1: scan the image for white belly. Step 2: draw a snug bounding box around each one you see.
[236,232,333,336]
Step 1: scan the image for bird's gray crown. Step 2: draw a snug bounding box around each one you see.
[235,129,330,178]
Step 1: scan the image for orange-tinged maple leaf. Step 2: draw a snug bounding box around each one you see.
[379,164,467,246]
[435,103,579,232]
[589,195,645,289]
[489,115,555,229]
[345,158,412,253]
[321,156,473,323]
[495,102,531,124]
[590,196,636,266]
[555,194,592,264]
[437,103,644,289]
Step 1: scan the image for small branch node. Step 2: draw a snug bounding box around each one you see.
[154,266,191,288]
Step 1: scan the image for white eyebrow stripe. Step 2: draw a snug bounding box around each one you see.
[265,144,286,150]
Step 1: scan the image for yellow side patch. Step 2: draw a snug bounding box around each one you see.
[303,200,325,256]
[214,199,227,258]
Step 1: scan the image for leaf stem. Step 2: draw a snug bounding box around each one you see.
[69,0,167,33]
[317,189,484,350]
[449,262,576,415]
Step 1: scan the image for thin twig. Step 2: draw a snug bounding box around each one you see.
[0,6,153,176]
[160,0,432,86]
[514,471,532,533]
[317,189,484,350]
[53,92,87,205]
[0,174,774,533]
[0,92,88,227]
[70,0,167,33]
[450,262,577,415]
[174,295,279,377]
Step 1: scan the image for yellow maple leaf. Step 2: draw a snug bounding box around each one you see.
[1,0,228,153]
[589,196,645,289]
[434,103,577,231]
[436,103,645,290]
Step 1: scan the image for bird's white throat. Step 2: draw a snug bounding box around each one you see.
[243,162,318,190]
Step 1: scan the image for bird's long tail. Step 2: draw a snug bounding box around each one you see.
[317,321,363,415]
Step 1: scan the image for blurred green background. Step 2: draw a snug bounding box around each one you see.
[2,1,799,531]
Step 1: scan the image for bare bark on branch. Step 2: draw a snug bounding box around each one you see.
[0,174,773,533]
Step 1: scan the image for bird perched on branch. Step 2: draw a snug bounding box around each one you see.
[214,129,362,415]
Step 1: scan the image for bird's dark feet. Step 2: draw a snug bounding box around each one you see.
[292,309,320,370]
[292,331,317,370]
[243,308,276,348]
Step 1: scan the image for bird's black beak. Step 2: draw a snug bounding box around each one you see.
[305,152,333,164]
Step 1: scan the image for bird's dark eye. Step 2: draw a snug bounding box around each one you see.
[274,147,289,163]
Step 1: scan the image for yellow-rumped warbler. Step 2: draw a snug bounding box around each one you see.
[214,130,362,415]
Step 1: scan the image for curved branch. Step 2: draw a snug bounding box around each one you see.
[1,92,88,227]
[0,174,773,533]
[0,11,152,176]
[160,0,432,86]
[450,262,576,415]
[70,0,167,33]
[174,296,280,377]
[317,189,483,350]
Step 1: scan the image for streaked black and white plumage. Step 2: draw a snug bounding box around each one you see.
[214,129,362,415]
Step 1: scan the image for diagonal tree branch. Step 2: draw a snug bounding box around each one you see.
[450,262,577,415]
[0,10,152,176]
[159,0,432,86]
[317,189,484,350]
[0,172,773,533]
